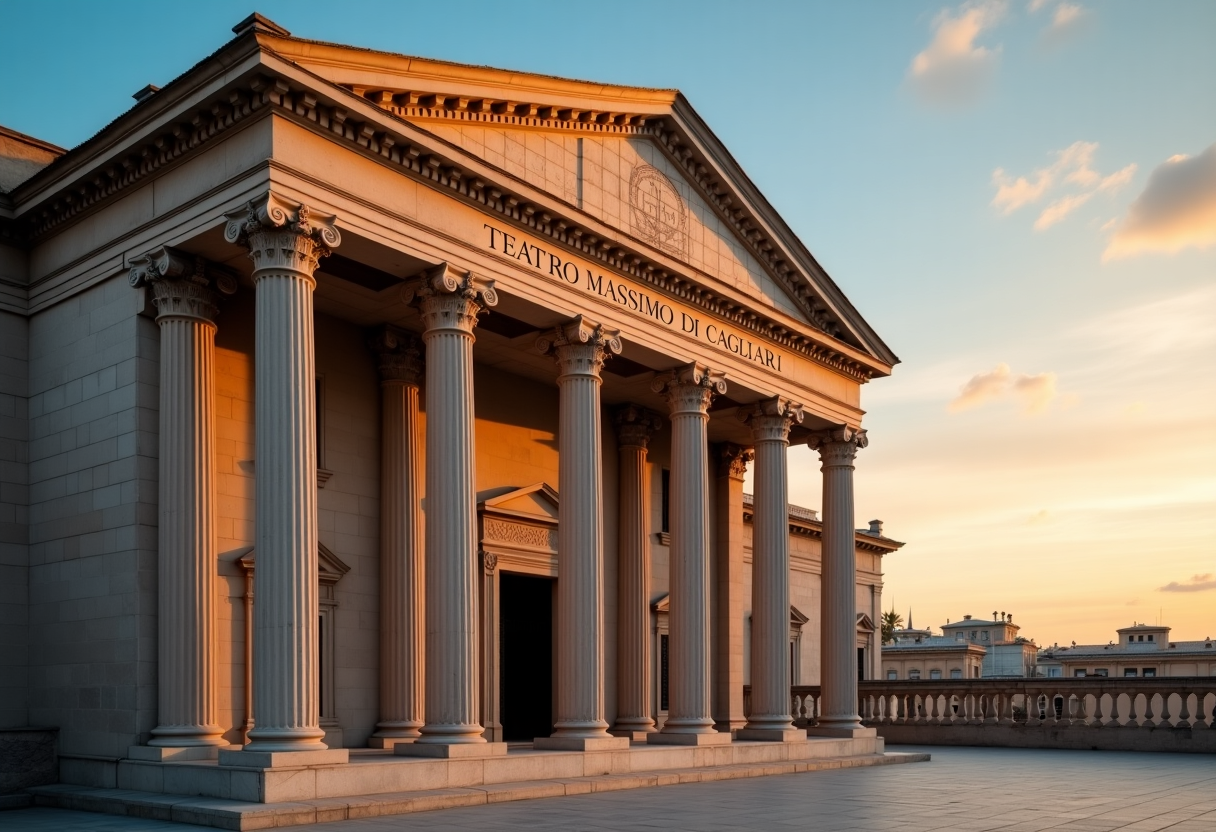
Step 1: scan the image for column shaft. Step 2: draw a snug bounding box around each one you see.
[613,406,662,737]
[712,444,750,734]
[410,267,497,746]
[130,248,233,749]
[650,364,728,742]
[741,398,803,740]
[371,329,424,744]
[224,195,341,753]
[809,427,871,737]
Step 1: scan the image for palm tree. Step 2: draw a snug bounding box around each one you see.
[881,608,904,644]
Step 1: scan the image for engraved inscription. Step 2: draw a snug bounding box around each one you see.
[483,518,557,551]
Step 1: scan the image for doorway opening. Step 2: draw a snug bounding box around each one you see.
[858,647,866,681]
[499,572,554,741]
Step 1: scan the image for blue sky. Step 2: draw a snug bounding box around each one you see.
[3,1,1214,645]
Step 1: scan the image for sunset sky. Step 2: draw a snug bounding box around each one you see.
[3,1,1213,647]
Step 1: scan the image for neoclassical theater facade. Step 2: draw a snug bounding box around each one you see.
[0,14,902,772]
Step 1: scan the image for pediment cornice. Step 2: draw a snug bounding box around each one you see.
[7,30,894,380]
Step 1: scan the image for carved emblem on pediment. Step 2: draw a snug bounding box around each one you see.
[483,518,556,551]
[630,164,688,258]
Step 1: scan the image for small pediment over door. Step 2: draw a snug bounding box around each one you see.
[479,483,559,577]
[856,613,875,634]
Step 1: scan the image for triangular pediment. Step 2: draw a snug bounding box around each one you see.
[239,541,351,586]
[480,482,559,525]
[856,613,875,633]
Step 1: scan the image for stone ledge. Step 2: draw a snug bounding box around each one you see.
[30,752,929,830]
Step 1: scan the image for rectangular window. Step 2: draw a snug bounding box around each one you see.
[981,631,989,642]
[1142,667,1156,677]
[950,669,962,679]
[908,669,921,680]
[1123,668,1137,677]
[1048,667,1061,677]
[929,669,942,680]
[1138,635,1144,642]
[1074,669,1087,677]
[1095,668,1109,677]
[955,633,964,641]
[970,630,977,640]
[887,669,897,680]
[1147,635,1154,642]
[1128,635,1135,643]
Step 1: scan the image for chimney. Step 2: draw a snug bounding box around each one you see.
[867,519,883,536]
[963,615,972,621]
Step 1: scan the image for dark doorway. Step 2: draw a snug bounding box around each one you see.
[499,573,554,741]
[857,647,866,681]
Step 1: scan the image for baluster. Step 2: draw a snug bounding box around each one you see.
[982,693,996,725]
[1127,691,1141,727]
[1143,692,1156,728]
[1091,692,1105,727]
[1109,691,1121,727]
[1177,691,1191,728]
[1158,691,1172,728]
[1026,690,1040,726]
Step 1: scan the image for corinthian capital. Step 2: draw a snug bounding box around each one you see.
[128,246,237,324]
[739,396,805,444]
[537,315,622,379]
[806,425,868,467]
[717,443,754,479]
[222,192,341,278]
[613,404,664,449]
[402,263,498,336]
[650,362,727,416]
[369,325,423,385]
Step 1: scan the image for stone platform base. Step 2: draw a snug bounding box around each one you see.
[533,736,631,752]
[32,745,928,830]
[646,731,733,746]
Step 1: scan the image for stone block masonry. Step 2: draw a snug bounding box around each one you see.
[25,276,160,758]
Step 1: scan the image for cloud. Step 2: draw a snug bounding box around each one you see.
[948,363,1060,414]
[992,141,1136,231]
[1158,574,1216,593]
[908,2,1006,107]
[1103,143,1216,260]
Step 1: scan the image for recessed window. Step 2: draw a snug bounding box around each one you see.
[930,669,942,680]
[909,669,921,680]
[887,669,897,680]
[1142,668,1156,677]
[1048,667,1061,677]
[1123,669,1137,677]
[1147,635,1154,642]
[1137,635,1144,642]
[1074,669,1086,677]
[970,630,977,640]
[1128,636,1135,643]
[981,631,989,642]
[1095,668,1109,677]
[955,633,964,642]
[950,669,962,679]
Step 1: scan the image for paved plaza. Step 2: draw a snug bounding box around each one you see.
[1,746,1213,831]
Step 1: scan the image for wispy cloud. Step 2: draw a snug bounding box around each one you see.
[992,141,1136,230]
[1159,574,1216,593]
[948,363,1060,415]
[1103,143,1216,261]
[907,2,1006,107]
[1029,0,1091,43]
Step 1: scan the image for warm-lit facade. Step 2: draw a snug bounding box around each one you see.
[0,14,911,806]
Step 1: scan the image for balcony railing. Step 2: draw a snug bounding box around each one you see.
[744,680,1216,752]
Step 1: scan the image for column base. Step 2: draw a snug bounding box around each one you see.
[736,728,807,743]
[128,745,236,762]
[395,742,509,759]
[647,731,733,746]
[218,748,350,768]
[805,726,877,739]
[534,736,631,751]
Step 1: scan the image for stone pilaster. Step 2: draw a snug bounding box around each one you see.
[220,193,347,762]
[534,317,628,751]
[806,426,875,738]
[713,443,752,736]
[396,264,507,758]
[611,404,664,740]
[128,247,235,757]
[739,398,806,742]
[369,326,425,748]
[648,364,732,745]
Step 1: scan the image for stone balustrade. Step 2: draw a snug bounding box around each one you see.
[745,681,1216,753]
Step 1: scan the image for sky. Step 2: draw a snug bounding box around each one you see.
[2,1,1213,648]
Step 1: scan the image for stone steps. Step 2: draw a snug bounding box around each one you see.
[29,751,929,831]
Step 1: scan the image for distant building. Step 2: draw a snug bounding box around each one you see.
[940,612,1037,678]
[1037,624,1216,678]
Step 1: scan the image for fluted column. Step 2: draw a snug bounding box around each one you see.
[130,247,235,755]
[649,364,731,745]
[533,317,629,751]
[807,426,875,738]
[713,443,752,735]
[397,264,506,758]
[611,405,663,740]
[222,194,343,757]
[369,327,425,747]
[739,398,805,742]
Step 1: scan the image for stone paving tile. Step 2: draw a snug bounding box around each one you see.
[1,747,1214,831]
